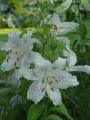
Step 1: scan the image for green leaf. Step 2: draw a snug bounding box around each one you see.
[49,103,73,120]
[48,114,63,120]
[27,103,46,120]
[55,0,72,14]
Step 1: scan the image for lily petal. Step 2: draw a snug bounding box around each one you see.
[50,70,79,89]
[48,14,61,27]
[22,31,39,50]
[8,32,20,43]
[27,81,46,104]
[21,67,44,81]
[63,46,77,67]
[0,41,11,51]
[9,69,22,85]
[56,22,79,35]
[1,53,17,71]
[53,57,66,70]
[58,71,79,89]
[31,52,51,67]
[46,85,62,106]
[68,65,90,74]
[0,41,3,48]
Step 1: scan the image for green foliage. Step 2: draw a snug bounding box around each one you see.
[27,101,73,120]
[27,103,46,120]
[49,103,73,120]
[48,115,63,120]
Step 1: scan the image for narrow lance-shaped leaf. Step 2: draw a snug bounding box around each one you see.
[49,102,73,120]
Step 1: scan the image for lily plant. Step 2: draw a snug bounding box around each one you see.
[0,0,90,119]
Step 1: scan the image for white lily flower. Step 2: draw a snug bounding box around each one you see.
[48,13,79,36]
[22,57,79,106]
[0,31,39,71]
[43,13,78,47]
[63,46,90,74]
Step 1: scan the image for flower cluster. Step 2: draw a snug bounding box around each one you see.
[0,0,90,106]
